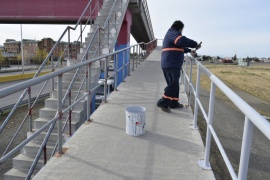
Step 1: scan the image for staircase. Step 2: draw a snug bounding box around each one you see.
[4,0,129,179]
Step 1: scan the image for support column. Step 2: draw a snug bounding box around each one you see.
[114,9,132,86]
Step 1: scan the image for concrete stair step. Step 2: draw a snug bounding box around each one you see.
[4,168,38,180]
[39,107,85,121]
[20,141,55,158]
[27,130,69,144]
[33,117,81,134]
[45,97,86,110]
[13,154,44,170]
[50,90,87,100]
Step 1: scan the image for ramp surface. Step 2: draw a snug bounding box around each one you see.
[33,46,215,180]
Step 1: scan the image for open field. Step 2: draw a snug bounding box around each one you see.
[193,62,270,118]
[189,62,270,179]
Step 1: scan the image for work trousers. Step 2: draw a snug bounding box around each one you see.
[158,67,181,107]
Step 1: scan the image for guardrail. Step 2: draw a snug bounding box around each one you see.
[182,56,270,180]
[141,0,155,40]
[0,38,157,178]
[0,0,156,177]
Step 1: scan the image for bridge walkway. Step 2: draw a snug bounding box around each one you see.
[33,46,215,180]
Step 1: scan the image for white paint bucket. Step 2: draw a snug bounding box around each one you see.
[125,106,146,136]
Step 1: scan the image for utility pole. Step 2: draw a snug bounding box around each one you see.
[20,24,25,74]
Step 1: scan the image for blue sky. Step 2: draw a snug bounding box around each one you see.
[0,0,270,58]
[147,0,270,58]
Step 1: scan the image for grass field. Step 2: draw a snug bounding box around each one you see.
[191,62,270,117]
[190,62,270,179]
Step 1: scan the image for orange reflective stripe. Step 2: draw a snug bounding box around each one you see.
[162,48,184,52]
[163,94,174,100]
[163,95,179,101]
[174,35,182,44]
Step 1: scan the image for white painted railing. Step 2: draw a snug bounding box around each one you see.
[182,56,270,180]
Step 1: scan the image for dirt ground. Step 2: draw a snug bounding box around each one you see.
[189,64,270,180]
[0,100,44,179]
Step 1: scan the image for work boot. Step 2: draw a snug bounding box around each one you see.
[170,102,184,109]
[157,102,171,113]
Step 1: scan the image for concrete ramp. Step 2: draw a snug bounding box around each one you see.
[33,47,215,180]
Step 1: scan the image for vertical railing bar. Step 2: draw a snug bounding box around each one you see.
[136,45,138,68]
[28,88,32,132]
[69,91,72,136]
[132,46,135,71]
[238,116,254,180]
[80,22,83,46]
[57,75,63,154]
[104,57,108,102]
[51,56,54,90]
[68,28,71,61]
[128,47,131,76]
[184,58,188,93]
[122,50,125,81]
[188,58,193,107]
[191,65,201,129]
[114,53,118,91]
[43,144,47,165]
[87,63,91,118]
[198,81,216,170]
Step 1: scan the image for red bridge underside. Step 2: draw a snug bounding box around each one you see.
[0,0,102,24]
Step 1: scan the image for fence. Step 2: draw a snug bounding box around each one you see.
[182,55,270,180]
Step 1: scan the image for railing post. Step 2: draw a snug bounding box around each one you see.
[136,45,138,68]
[114,53,118,91]
[184,58,188,93]
[188,58,193,107]
[128,48,131,76]
[238,116,253,180]
[28,88,32,132]
[51,56,54,90]
[68,28,71,61]
[191,65,201,129]
[198,81,215,170]
[87,63,92,119]
[132,46,135,71]
[69,91,72,136]
[139,47,141,63]
[80,22,83,47]
[104,56,109,102]
[57,75,63,155]
[122,50,125,81]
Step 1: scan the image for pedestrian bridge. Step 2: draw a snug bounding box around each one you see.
[32,46,215,179]
[1,0,270,180]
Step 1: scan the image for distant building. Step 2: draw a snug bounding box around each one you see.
[4,40,21,53]
[23,39,38,61]
[70,41,80,59]
[38,38,54,54]
[3,38,81,63]
[54,41,69,60]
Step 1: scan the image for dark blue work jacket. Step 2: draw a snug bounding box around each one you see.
[161,28,198,69]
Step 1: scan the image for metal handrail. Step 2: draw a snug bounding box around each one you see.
[30,1,125,176]
[142,0,154,39]
[0,1,157,178]
[0,0,103,162]
[0,39,157,161]
[182,56,270,180]
[0,0,98,134]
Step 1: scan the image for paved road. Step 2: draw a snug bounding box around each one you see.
[0,79,51,110]
[193,87,270,179]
